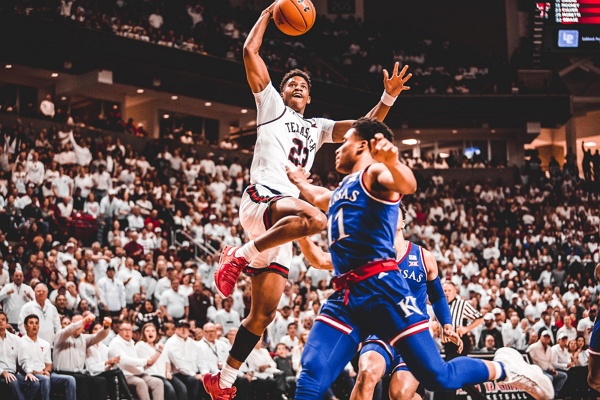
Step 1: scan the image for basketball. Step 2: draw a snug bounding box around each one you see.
[273,0,316,36]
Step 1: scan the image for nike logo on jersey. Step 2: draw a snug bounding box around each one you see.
[378,272,388,279]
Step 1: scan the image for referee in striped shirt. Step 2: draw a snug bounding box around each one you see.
[443,282,483,359]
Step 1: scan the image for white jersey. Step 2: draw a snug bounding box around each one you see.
[250,83,335,197]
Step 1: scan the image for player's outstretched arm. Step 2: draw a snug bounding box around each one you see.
[296,238,333,270]
[286,165,332,211]
[331,63,412,142]
[368,133,417,196]
[423,249,462,351]
[243,3,275,93]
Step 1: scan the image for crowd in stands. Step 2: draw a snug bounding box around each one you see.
[12,0,514,95]
[1,110,599,400]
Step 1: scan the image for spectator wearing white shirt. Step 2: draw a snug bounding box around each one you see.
[18,314,77,400]
[154,266,175,305]
[117,257,145,307]
[18,284,61,345]
[56,243,76,276]
[501,315,526,350]
[482,242,500,261]
[107,322,164,400]
[526,330,567,394]
[53,314,109,400]
[26,152,45,186]
[136,322,188,400]
[164,320,203,400]
[92,165,112,199]
[197,322,251,398]
[199,153,216,177]
[67,132,92,166]
[79,270,101,316]
[83,193,100,218]
[128,206,145,231]
[577,307,596,345]
[279,322,299,350]
[56,196,73,220]
[39,95,55,118]
[0,311,40,400]
[85,322,133,400]
[0,270,34,328]
[563,284,580,308]
[556,315,577,342]
[245,337,283,398]
[98,189,120,243]
[160,280,189,322]
[551,333,573,371]
[288,247,307,282]
[52,167,73,200]
[213,297,240,336]
[54,143,77,166]
[268,306,295,350]
[75,166,94,198]
[141,264,158,302]
[97,266,126,317]
[135,193,153,216]
[537,264,553,288]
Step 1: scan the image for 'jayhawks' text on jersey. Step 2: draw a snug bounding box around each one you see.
[327,169,400,275]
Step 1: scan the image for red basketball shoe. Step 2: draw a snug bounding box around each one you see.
[203,372,237,400]
[214,246,248,297]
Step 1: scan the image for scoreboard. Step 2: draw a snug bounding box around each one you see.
[540,0,600,52]
[554,0,600,24]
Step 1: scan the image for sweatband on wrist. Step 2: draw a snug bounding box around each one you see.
[381,91,397,107]
[427,276,452,326]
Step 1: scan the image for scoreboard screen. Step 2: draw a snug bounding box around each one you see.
[540,1,600,51]
[554,0,600,24]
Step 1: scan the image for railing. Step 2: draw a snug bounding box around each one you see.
[173,229,218,262]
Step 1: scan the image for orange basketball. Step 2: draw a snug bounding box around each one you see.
[273,0,316,36]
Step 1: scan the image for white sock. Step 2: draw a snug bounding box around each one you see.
[492,361,505,380]
[219,364,238,388]
[235,241,260,261]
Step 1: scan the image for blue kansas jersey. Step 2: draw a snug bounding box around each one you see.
[327,168,399,275]
[397,242,428,315]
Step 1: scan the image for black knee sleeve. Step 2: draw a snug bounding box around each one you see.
[229,325,262,362]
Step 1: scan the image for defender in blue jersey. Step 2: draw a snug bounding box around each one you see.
[286,117,554,400]
[588,264,600,391]
[297,206,462,400]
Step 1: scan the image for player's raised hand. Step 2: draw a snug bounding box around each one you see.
[370,133,399,166]
[286,164,312,186]
[383,63,412,97]
[262,1,276,18]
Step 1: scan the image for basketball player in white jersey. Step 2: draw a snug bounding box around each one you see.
[204,3,412,398]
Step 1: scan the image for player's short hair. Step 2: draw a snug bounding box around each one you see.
[352,117,394,144]
[24,314,39,325]
[280,69,312,93]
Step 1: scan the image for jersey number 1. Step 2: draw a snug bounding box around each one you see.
[288,138,309,167]
[328,208,350,244]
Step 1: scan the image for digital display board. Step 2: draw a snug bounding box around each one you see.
[554,0,600,24]
[540,1,600,51]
